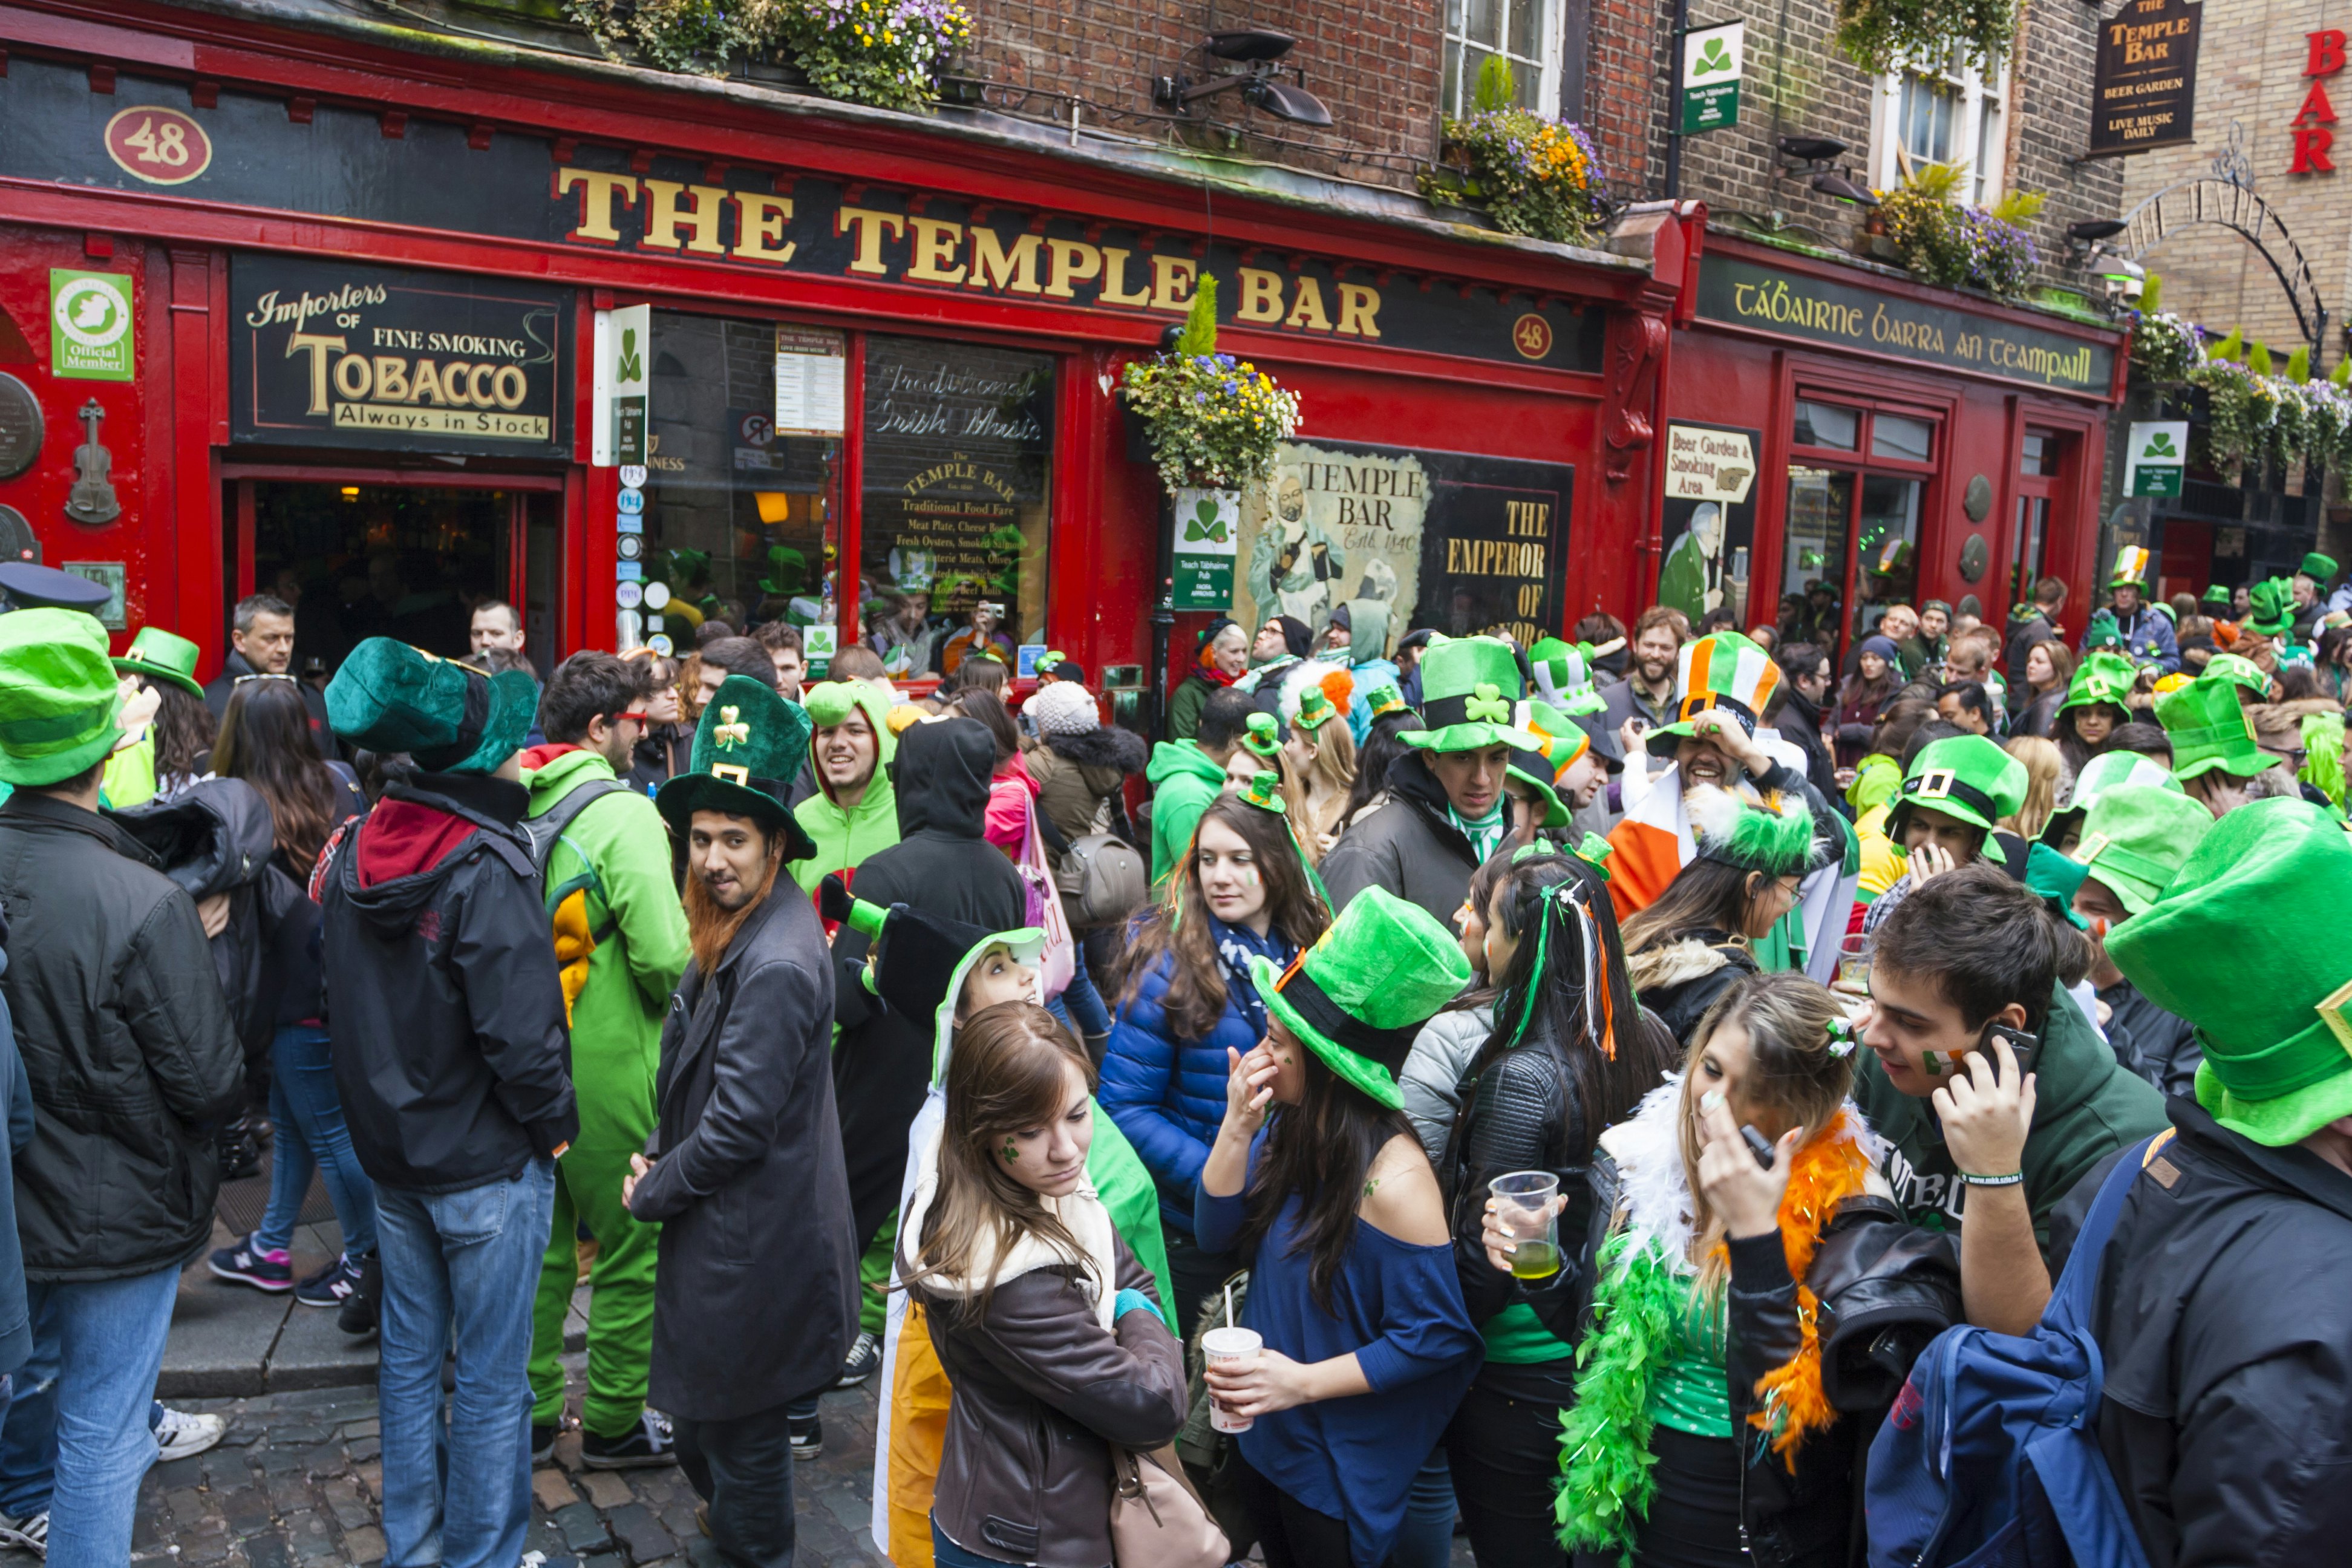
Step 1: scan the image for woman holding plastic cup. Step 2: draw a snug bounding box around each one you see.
[1195,889,1483,1568]
[1441,850,1673,1564]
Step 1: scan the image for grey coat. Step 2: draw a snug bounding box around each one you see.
[1319,757,1481,928]
[1401,1005,1495,1166]
[630,883,857,1421]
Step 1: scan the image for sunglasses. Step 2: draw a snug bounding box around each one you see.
[233,672,300,686]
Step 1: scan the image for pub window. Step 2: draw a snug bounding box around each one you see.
[1870,48,2006,206]
[1440,0,1566,116]
[1792,400,1859,451]
[1870,413,1934,463]
[858,336,1054,680]
[633,312,842,656]
[1779,400,1938,661]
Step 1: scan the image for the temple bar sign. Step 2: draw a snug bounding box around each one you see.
[2088,0,2201,157]
[1695,256,2116,393]
[2288,28,2344,175]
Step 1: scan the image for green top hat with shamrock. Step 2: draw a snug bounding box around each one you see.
[1240,710,1282,760]
[656,674,820,860]
[2201,652,2269,699]
[820,875,1043,1082]
[1688,783,1816,877]
[2037,749,2182,848]
[2202,583,2235,610]
[1234,770,1287,815]
[1644,631,1783,759]
[1886,733,2027,841]
[2108,797,2352,1146]
[0,609,123,788]
[1248,885,1472,1109]
[325,638,537,776]
[2057,650,2137,719]
[1398,636,1538,753]
[2298,552,2339,586]
[112,627,205,700]
[1291,684,1341,734]
[1358,681,1410,720]
[2244,577,2295,637]
[2069,783,2212,918]
[2107,545,2152,593]
[2155,674,2273,781]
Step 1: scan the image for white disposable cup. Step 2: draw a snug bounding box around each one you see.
[1201,1325,1263,1433]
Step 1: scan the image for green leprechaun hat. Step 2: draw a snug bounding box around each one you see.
[2201,652,2270,700]
[326,638,537,776]
[2070,783,2213,918]
[2108,545,2152,592]
[656,674,820,859]
[1399,636,1538,754]
[2201,583,2234,610]
[1249,886,1471,1109]
[2108,798,2352,1146]
[2244,577,2295,637]
[1688,783,1815,877]
[1527,636,1607,716]
[1291,683,1341,734]
[1506,699,1596,828]
[1645,631,1783,759]
[2155,674,2274,781]
[2037,749,2182,848]
[2057,650,2138,719]
[818,875,1042,1082]
[1359,680,1410,720]
[2299,552,2338,586]
[1235,769,1288,814]
[113,627,206,699]
[1240,710,1282,760]
[0,609,124,788]
[1887,733,2027,842]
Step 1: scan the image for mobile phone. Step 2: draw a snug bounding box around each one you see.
[1982,1022,2042,1081]
[1625,716,1649,735]
[1740,1124,1777,1170]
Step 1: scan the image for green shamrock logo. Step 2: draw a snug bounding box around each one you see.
[1183,497,1229,544]
[618,327,642,384]
[1463,682,1511,724]
[1694,38,1733,76]
[2143,432,2178,458]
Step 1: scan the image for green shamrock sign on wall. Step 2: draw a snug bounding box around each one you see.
[1693,38,1733,75]
[2142,431,2178,457]
[1183,497,1230,544]
[618,327,642,385]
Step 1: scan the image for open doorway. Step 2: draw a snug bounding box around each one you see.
[229,475,561,681]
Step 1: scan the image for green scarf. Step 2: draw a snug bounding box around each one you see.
[1553,1231,1684,1563]
[1450,800,1508,864]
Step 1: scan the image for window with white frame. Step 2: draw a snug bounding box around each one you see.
[1440,0,1566,117]
[1869,48,2007,206]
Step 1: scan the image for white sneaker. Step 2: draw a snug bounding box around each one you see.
[0,1509,47,1557]
[152,1406,226,1464]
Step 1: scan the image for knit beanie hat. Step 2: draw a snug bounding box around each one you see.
[1027,679,1100,738]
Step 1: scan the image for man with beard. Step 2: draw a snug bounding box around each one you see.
[2083,549,2178,673]
[1587,606,1687,765]
[631,675,854,1565]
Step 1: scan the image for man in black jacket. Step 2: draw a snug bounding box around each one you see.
[201,592,339,760]
[2052,798,2352,1566]
[631,675,855,1566]
[318,639,575,1568]
[0,610,243,1567]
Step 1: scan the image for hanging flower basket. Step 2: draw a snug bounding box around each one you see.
[1119,276,1302,493]
[567,0,971,110]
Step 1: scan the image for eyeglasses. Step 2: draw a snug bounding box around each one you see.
[233,673,299,686]
[616,711,649,725]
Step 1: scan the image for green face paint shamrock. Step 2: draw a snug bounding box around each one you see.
[1463,682,1511,724]
[1001,1137,1019,1164]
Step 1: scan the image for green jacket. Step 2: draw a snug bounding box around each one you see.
[1146,740,1227,887]
[523,750,690,1129]
[791,681,901,895]
[1847,751,1902,817]
[1853,982,2167,1254]
[1086,1106,1175,1312]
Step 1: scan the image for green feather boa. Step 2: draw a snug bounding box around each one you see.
[1553,1229,1687,1563]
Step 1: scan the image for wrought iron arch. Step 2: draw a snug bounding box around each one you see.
[2117,166,2329,349]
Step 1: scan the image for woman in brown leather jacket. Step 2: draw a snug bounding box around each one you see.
[902,1004,1190,1568]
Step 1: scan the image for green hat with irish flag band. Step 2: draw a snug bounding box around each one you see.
[1398,636,1539,754]
[2108,544,2153,593]
[1644,631,1783,759]
[1506,699,1596,829]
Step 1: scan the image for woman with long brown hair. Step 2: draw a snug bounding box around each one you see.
[1100,792,1329,1337]
[901,1003,1187,1568]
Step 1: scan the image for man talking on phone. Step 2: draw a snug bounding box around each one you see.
[1853,863,2165,1332]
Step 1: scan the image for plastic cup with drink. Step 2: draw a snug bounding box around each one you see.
[1489,1171,1563,1281]
[1203,1323,1263,1433]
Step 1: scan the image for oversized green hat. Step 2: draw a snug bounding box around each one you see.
[2071,784,2213,916]
[2244,577,2295,636]
[1398,636,1538,753]
[1644,631,1785,759]
[1688,782,1815,877]
[0,609,123,787]
[655,674,820,858]
[2037,750,2181,847]
[1291,683,1340,733]
[2202,584,2234,608]
[2108,545,2152,592]
[2057,650,2137,718]
[325,639,537,776]
[800,679,897,766]
[2155,675,2274,781]
[1248,886,1472,1109]
[1886,733,2027,840]
[2107,798,2352,1146]
[2298,552,2338,584]
[2202,652,2269,699]
[113,627,205,699]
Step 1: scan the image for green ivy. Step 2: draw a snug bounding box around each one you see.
[1834,0,2017,73]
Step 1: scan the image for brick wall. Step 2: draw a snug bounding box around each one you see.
[2112,0,2352,371]
[963,1,1441,189]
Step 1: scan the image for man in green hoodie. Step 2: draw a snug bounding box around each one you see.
[1854,861,2165,1334]
[521,653,692,1468]
[792,681,900,900]
[1146,684,1253,886]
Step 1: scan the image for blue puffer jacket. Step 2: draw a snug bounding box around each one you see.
[1100,918,1296,1237]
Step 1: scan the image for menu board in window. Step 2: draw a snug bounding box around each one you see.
[859,336,1054,679]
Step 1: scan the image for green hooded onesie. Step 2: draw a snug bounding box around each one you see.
[522,748,691,1440]
[1146,739,1229,887]
[792,680,901,897]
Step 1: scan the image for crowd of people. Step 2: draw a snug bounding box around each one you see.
[0,547,2345,1568]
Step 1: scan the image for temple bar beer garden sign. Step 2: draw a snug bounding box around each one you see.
[231,256,570,455]
[1695,256,2116,393]
[2089,0,2201,157]
[0,57,1604,376]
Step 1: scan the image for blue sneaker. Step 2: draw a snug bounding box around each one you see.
[207,1232,293,1293]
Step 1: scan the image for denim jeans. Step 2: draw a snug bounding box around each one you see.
[22,1266,178,1567]
[375,1160,556,1568]
[675,1400,799,1567]
[0,1289,59,1519]
[1384,1446,1457,1568]
[256,1024,378,1258]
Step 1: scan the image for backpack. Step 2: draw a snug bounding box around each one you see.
[1864,1133,2166,1568]
[521,776,626,1022]
[1058,832,1149,928]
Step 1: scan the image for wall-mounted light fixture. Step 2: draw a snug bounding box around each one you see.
[1153,31,1333,127]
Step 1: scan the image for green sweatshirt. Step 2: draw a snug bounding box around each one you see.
[1146,740,1229,887]
[792,680,902,895]
[1852,982,2167,1253]
[523,750,690,1138]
